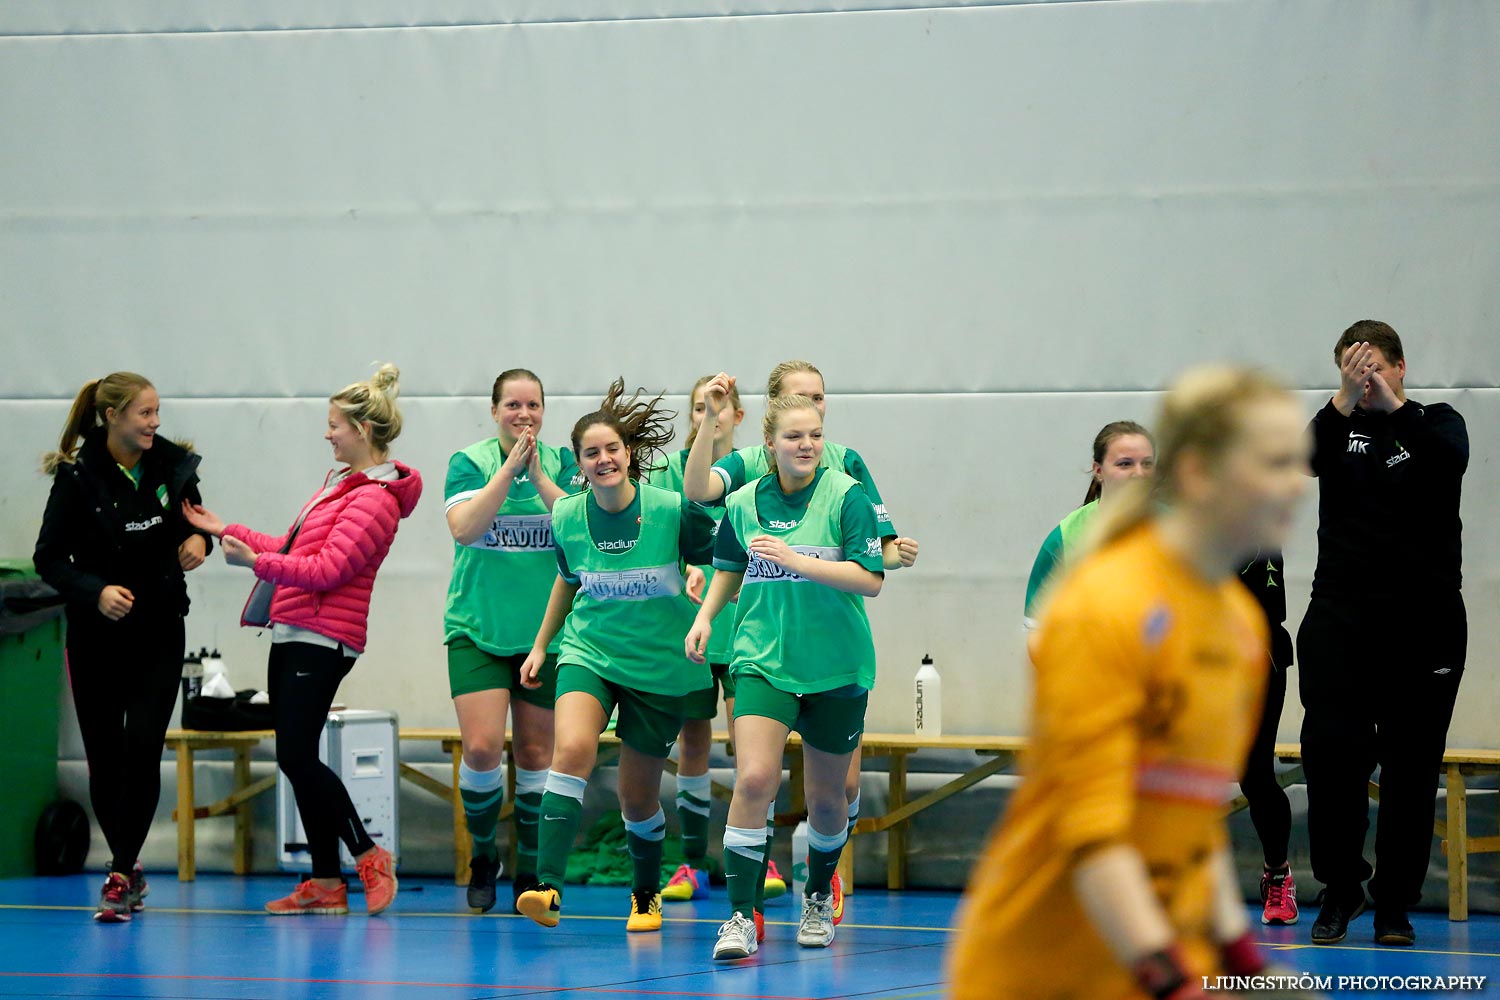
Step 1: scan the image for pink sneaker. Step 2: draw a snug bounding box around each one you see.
[265,880,349,915]
[356,846,398,916]
[1261,866,1299,925]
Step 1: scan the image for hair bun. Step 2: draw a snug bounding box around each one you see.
[370,363,401,398]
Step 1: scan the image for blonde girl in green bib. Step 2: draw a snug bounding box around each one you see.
[685,393,886,961]
[653,376,746,903]
[686,365,918,923]
[443,369,583,914]
[516,379,718,934]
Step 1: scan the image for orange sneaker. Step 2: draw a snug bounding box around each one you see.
[356,846,398,916]
[830,871,846,925]
[754,908,765,943]
[265,880,350,915]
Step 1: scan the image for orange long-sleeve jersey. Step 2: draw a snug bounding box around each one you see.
[948,524,1269,1000]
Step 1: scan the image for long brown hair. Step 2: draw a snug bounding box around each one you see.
[1082,420,1153,505]
[1085,367,1292,557]
[685,374,743,449]
[42,372,154,474]
[572,378,676,480]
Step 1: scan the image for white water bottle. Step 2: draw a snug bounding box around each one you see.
[915,654,942,736]
[791,820,809,900]
[202,648,226,683]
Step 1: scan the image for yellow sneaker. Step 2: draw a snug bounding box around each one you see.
[661,863,709,902]
[762,859,787,900]
[516,883,562,927]
[626,889,663,932]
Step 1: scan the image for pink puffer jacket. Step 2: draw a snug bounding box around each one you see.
[224,461,423,652]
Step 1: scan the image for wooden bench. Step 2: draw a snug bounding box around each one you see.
[163,729,1500,920]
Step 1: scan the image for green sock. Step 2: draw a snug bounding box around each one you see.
[723,825,767,920]
[676,773,712,867]
[537,777,586,897]
[514,768,547,877]
[459,762,504,862]
[625,810,667,893]
[806,836,846,896]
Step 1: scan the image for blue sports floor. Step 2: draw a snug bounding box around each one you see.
[0,875,1496,999]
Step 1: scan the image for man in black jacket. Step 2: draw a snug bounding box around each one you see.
[1299,321,1468,948]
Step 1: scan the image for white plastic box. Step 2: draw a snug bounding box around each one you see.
[277,709,400,872]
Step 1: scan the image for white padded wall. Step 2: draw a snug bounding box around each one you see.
[2,0,1497,743]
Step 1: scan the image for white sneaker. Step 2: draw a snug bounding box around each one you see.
[797,891,836,948]
[713,912,759,961]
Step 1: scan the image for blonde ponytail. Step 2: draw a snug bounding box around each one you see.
[761,393,822,474]
[41,373,154,474]
[331,362,404,455]
[1083,366,1291,557]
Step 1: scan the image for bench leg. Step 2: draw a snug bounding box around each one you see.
[233,746,253,876]
[176,743,195,882]
[887,752,908,890]
[1446,764,1468,922]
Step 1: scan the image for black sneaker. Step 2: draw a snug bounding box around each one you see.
[1310,884,1367,945]
[511,871,541,915]
[466,855,500,913]
[1374,907,1415,947]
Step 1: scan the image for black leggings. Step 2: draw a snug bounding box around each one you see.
[1239,662,1291,868]
[269,642,375,879]
[67,609,186,875]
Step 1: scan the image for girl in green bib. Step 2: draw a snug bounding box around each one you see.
[443,369,582,913]
[685,393,886,961]
[1022,421,1153,632]
[517,379,717,934]
[685,363,919,925]
[653,375,746,903]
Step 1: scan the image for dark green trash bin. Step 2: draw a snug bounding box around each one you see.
[0,559,67,878]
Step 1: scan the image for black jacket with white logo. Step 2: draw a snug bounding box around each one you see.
[1308,398,1467,600]
[34,429,211,621]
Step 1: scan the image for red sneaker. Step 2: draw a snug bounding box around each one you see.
[356,846,398,916]
[1260,866,1299,926]
[830,871,846,925]
[754,908,765,943]
[128,862,149,913]
[265,880,350,915]
[93,872,132,923]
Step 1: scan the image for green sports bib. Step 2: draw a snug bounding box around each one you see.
[657,448,736,663]
[553,482,711,696]
[444,439,570,656]
[724,470,876,694]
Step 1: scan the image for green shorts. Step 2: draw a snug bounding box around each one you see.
[732,673,868,755]
[447,634,557,707]
[682,662,736,721]
[556,663,697,759]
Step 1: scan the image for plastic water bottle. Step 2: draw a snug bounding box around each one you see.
[202,648,226,683]
[915,654,942,736]
[181,648,204,701]
[791,820,809,900]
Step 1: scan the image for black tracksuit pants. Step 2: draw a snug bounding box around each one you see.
[269,641,376,878]
[1240,661,1291,868]
[66,606,186,875]
[1297,592,1466,909]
